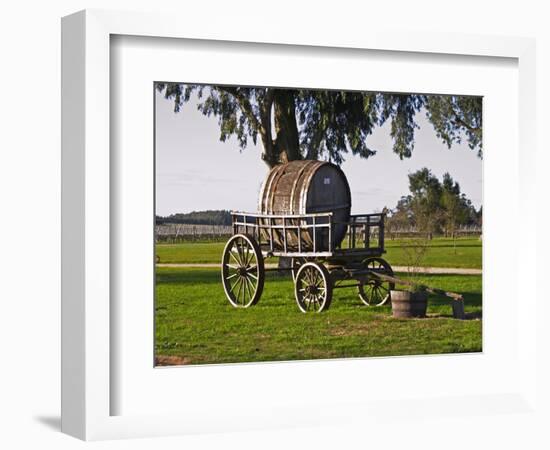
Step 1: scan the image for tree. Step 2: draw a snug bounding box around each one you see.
[156,83,482,168]
[386,196,413,237]
[407,168,444,239]
[440,172,476,252]
[425,96,483,158]
[387,169,479,241]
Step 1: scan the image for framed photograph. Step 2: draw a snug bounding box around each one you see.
[153,81,482,367]
[62,9,538,441]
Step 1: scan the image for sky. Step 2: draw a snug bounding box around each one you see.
[155,88,482,217]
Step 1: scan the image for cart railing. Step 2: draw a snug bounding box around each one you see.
[231,211,334,256]
[231,211,386,257]
[341,213,385,255]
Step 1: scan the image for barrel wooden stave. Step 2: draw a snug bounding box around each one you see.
[258,160,351,252]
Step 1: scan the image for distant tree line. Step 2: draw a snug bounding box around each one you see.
[385,168,481,239]
[156,210,232,226]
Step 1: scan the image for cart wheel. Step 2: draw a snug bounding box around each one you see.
[294,262,333,313]
[291,257,307,282]
[221,234,264,308]
[357,257,394,306]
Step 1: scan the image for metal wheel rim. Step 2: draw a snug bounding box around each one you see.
[294,262,331,313]
[221,235,263,308]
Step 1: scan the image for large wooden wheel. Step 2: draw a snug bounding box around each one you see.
[221,234,265,308]
[294,262,333,313]
[357,257,394,306]
[290,257,307,282]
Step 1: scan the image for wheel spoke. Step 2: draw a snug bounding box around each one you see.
[235,241,244,266]
[314,296,321,310]
[303,268,311,285]
[229,276,241,294]
[235,277,244,304]
[244,274,256,293]
[243,276,253,302]
[229,250,240,266]
[243,245,252,267]
[228,276,238,292]
[247,271,258,280]
[306,268,315,285]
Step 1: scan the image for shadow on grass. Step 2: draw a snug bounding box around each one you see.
[156,268,220,285]
[462,292,482,307]
[156,268,295,286]
[426,310,482,320]
[427,292,482,307]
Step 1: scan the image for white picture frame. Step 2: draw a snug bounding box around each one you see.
[61,9,538,441]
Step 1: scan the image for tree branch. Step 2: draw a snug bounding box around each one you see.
[453,115,480,134]
[217,86,261,132]
[306,123,326,159]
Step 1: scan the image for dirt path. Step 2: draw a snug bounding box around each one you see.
[156,263,481,275]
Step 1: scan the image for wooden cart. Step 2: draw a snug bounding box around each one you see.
[221,211,395,312]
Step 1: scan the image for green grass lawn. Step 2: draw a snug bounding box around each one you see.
[155,267,482,365]
[385,237,482,269]
[156,237,482,269]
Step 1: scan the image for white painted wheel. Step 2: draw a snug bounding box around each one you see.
[357,257,394,306]
[221,234,264,308]
[294,262,333,313]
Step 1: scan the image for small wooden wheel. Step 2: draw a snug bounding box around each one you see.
[294,262,333,313]
[357,257,394,306]
[221,234,264,308]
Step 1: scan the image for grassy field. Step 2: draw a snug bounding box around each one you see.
[155,267,482,365]
[155,236,482,365]
[156,237,482,269]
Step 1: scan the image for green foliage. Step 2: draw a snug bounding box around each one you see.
[156,82,483,167]
[377,93,425,159]
[387,169,481,237]
[425,95,483,157]
[408,168,444,237]
[295,89,378,164]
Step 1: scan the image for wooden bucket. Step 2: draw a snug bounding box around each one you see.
[390,290,428,318]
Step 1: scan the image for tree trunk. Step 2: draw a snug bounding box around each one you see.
[273,90,301,164]
[258,89,279,167]
[271,91,302,269]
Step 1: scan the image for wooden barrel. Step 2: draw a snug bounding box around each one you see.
[258,160,351,251]
[390,290,428,318]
